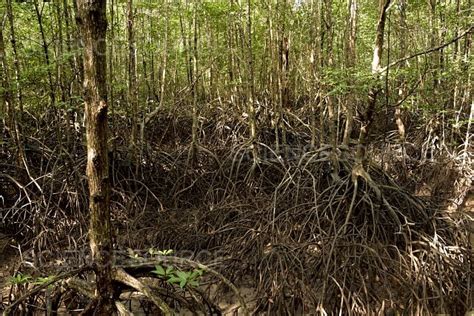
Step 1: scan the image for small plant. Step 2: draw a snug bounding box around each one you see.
[33,276,55,286]
[127,248,142,259]
[9,273,32,285]
[148,248,173,256]
[152,264,204,288]
[151,264,175,277]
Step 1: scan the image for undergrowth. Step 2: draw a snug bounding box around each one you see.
[0,110,472,314]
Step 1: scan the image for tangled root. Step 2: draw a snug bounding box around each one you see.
[1,116,470,314]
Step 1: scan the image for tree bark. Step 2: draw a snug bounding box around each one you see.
[191,2,199,159]
[342,0,357,146]
[395,0,407,143]
[1,14,14,134]
[355,0,391,165]
[76,0,114,313]
[1,13,24,165]
[247,0,257,161]
[6,0,23,115]
[33,0,56,108]
[128,0,138,154]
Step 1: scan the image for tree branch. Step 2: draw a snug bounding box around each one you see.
[380,25,473,73]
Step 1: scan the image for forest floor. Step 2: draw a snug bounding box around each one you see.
[0,239,18,306]
[1,113,472,314]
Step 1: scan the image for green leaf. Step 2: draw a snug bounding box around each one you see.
[190,269,203,279]
[175,271,189,280]
[166,266,174,275]
[34,276,55,285]
[167,276,181,284]
[152,265,166,276]
[9,273,32,285]
[179,279,187,288]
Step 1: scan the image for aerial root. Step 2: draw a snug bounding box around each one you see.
[118,257,250,316]
[112,267,172,315]
[2,133,469,314]
[2,266,92,316]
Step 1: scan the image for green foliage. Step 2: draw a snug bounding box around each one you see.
[152,264,204,289]
[33,276,55,286]
[9,273,55,288]
[9,273,32,285]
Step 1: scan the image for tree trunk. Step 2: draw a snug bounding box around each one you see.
[395,0,407,143]
[33,0,56,108]
[342,0,357,146]
[355,0,391,166]
[1,14,14,134]
[6,0,23,116]
[247,0,257,161]
[1,12,24,165]
[191,2,199,159]
[128,0,138,154]
[76,0,114,313]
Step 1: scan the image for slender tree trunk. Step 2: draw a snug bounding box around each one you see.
[64,0,82,97]
[33,0,56,108]
[127,0,138,155]
[395,0,407,143]
[72,0,84,86]
[247,0,257,161]
[355,0,391,166]
[157,1,168,112]
[323,0,336,148]
[226,1,237,107]
[109,0,115,122]
[56,0,65,105]
[6,0,23,116]
[429,0,439,90]
[76,0,114,313]
[342,0,357,146]
[310,0,321,149]
[0,17,5,126]
[1,15,14,136]
[277,0,289,157]
[191,2,199,158]
[317,0,336,147]
[1,13,24,165]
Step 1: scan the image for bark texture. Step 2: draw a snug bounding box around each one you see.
[76,0,114,313]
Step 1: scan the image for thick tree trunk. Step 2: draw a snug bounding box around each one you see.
[76,0,114,313]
